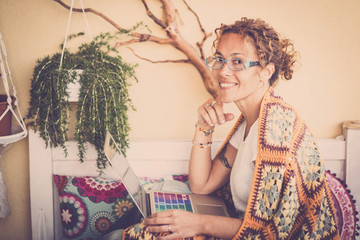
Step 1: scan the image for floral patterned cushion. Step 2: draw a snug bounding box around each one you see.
[53,175,140,240]
[325,171,360,239]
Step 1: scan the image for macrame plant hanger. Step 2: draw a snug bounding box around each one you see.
[0,31,28,218]
[60,0,93,102]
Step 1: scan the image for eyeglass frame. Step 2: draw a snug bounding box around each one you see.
[205,56,261,71]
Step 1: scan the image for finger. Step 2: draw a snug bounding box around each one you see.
[198,104,214,127]
[211,101,226,124]
[205,98,222,126]
[213,98,235,124]
[205,103,218,126]
[144,216,173,226]
[147,210,173,219]
[145,224,170,233]
[198,98,224,127]
[225,113,235,121]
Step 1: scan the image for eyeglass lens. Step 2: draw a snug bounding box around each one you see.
[207,57,246,70]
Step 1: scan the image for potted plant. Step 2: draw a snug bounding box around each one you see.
[27,31,138,170]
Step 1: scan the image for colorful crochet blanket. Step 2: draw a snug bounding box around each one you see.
[123,88,339,240]
[218,87,339,239]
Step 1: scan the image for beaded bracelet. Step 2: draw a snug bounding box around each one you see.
[195,123,214,136]
[192,141,212,148]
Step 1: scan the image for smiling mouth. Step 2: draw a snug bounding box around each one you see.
[219,82,238,89]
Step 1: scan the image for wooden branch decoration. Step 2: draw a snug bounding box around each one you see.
[53,0,218,97]
[128,47,190,64]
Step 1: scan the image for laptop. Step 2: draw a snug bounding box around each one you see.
[104,132,229,218]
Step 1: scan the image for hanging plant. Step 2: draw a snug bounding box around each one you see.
[27,51,78,154]
[75,34,137,169]
[27,29,139,170]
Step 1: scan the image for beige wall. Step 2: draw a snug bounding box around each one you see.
[1,0,360,239]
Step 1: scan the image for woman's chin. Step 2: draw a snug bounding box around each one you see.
[220,95,234,104]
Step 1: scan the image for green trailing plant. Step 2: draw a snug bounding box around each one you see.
[27,51,77,155]
[27,30,139,170]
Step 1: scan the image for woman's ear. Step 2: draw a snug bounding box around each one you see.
[260,62,275,81]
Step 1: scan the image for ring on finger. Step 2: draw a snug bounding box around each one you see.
[205,103,211,108]
[210,100,216,107]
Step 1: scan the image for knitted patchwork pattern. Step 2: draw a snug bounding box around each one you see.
[227,88,339,240]
[261,103,296,150]
[273,174,299,239]
[252,162,285,221]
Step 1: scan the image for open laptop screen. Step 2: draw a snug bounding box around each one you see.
[103,132,147,217]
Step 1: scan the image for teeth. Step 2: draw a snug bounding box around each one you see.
[220,82,237,88]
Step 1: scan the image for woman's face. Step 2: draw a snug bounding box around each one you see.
[212,33,265,105]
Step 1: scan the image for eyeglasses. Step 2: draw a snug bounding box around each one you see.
[206,56,260,71]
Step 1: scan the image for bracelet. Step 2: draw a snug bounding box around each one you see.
[192,141,212,148]
[195,123,214,136]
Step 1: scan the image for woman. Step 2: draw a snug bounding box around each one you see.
[123,17,339,240]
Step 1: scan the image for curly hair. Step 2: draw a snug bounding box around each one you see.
[213,17,298,86]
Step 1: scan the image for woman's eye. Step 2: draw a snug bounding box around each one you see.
[213,57,223,63]
[231,58,243,65]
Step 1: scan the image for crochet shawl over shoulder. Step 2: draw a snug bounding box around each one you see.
[220,87,339,239]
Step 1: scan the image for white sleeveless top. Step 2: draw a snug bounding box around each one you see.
[229,119,258,214]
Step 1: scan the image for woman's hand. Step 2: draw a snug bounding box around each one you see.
[197,98,234,129]
[143,210,203,240]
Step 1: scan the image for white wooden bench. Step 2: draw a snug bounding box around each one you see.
[28,128,360,240]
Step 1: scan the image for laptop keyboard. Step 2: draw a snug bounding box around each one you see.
[153,192,193,212]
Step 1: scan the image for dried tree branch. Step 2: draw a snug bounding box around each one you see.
[161,0,177,30]
[140,0,166,29]
[53,0,218,97]
[53,0,172,45]
[182,0,212,59]
[128,47,190,64]
[54,0,123,31]
[114,39,141,48]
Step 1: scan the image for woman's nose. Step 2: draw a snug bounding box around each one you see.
[219,62,233,77]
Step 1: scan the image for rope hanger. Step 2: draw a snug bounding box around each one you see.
[60,0,93,68]
[0,31,27,145]
[0,21,29,221]
[59,0,94,103]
